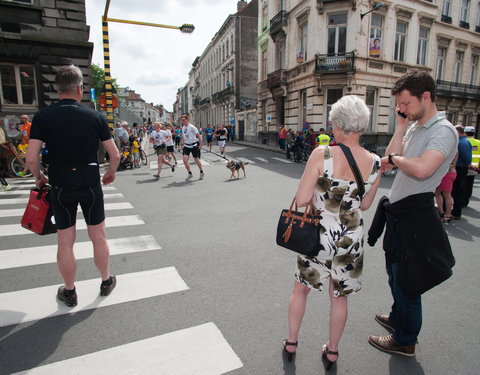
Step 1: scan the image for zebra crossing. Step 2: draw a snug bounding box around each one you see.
[0,178,243,375]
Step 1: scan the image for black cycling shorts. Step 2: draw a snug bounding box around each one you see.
[50,183,105,230]
[183,146,200,159]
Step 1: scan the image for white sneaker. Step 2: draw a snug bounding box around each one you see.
[185,174,193,181]
[199,172,204,180]
[3,185,12,191]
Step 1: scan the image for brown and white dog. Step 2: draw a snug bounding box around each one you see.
[226,160,249,179]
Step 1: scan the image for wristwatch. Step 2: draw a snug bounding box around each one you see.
[388,153,399,166]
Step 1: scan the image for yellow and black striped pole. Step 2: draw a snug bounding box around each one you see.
[102,18,114,135]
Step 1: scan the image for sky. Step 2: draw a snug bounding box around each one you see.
[85,0,245,111]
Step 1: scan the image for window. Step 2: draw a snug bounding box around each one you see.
[464,112,471,126]
[326,88,343,124]
[300,90,307,125]
[366,88,377,131]
[436,47,446,80]
[300,22,308,60]
[278,0,285,11]
[454,51,464,83]
[417,27,429,66]
[327,13,347,55]
[369,14,384,58]
[470,55,478,84]
[476,1,480,30]
[262,4,268,31]
[277,37,286,69]
[461,0,471,22]
[261,50,268,80]
[0,64,37,107]
[394,21,408,62]
[442,0,452,16]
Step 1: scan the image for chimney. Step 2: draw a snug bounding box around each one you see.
[237,0,247,12]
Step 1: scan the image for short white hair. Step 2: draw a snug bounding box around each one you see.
[329,95,370,134]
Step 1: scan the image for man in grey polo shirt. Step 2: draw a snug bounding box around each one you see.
[368,71,457,356]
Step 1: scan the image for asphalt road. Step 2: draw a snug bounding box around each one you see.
[0,142,479,375]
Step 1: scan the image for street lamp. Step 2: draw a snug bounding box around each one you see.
[101,0,194,133]
[360,2,385,19]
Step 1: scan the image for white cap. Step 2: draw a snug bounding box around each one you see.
[464,126,475,133]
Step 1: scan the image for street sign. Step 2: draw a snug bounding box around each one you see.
[90,88,96,102]
[229,116,235,125]
[99,94,118,111]
[266,115,271,122]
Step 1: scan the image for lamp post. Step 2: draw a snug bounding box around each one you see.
[101,0,194,134]
[360,2,385,20]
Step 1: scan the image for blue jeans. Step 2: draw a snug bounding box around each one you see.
[387,262,422,345]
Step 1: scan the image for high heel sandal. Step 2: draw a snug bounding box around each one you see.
[282,339,298,362]
[322,344,339,371]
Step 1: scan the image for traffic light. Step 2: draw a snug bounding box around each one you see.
[180,24,195,33]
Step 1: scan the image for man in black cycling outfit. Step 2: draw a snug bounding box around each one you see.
[26,65,120,307]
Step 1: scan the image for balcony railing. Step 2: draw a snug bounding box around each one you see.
[441,15,452,23]
[314,52,355,74]
[436,80,480,100]
[266,69,287,89]
[460,20,470,29]
[476,25,480,33]
[199,97,211,106]
[270,10,287,38]
[212,86,234,102]
[193,98,200,107]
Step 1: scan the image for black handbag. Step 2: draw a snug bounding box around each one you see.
[276,198,321,257]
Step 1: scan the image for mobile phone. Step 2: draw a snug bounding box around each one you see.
[397,111,407,119]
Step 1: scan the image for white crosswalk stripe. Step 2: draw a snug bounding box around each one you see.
[0,215,144,237]
[12,323,243,375]
[0,202,133,218]
[0,178,243,374]
[149,160,210,169]
[254,157,270,163]
[0,185,117,194]
[0,267,189,327]
[0,234,160,269]
[272,156,293,164]
[0,192,124,205]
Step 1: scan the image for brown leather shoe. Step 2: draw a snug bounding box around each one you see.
[368,334,415,357]
[374,314,395,332]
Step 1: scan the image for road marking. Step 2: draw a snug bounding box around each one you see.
[0,235,160,270]
[13,322,242,375]
[254,157,270,163]
[0,186,117,194]
[0,193,124,205]
[0,215,144,237]
[238,158,255,164]
[0,267,189,327]
[272,157,293,164]
[0,202,133,218]
[150,160,209,169]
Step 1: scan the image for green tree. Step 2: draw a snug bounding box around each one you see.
[90,63,119,101]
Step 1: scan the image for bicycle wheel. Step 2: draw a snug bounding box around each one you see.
[10,155,32,177]
[140,149,148,165]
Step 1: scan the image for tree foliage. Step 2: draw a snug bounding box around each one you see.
[90,63,119,100]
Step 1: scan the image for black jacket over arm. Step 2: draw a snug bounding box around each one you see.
[368,192,455,297]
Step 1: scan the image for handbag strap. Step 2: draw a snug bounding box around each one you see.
[337,143,365,199]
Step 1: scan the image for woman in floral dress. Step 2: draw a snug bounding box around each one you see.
[283,95,381,370]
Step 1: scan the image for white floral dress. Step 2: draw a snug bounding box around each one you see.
[295,146,381,296]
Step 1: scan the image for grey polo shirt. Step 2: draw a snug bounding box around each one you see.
[389,111,458,204]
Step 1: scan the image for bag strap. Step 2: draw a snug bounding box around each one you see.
[337,143,365,199]
[288,197,315,217]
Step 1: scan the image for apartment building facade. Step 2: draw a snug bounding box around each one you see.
[0,0,93,138]
[256,0,480,150]
[186,0,258,135]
